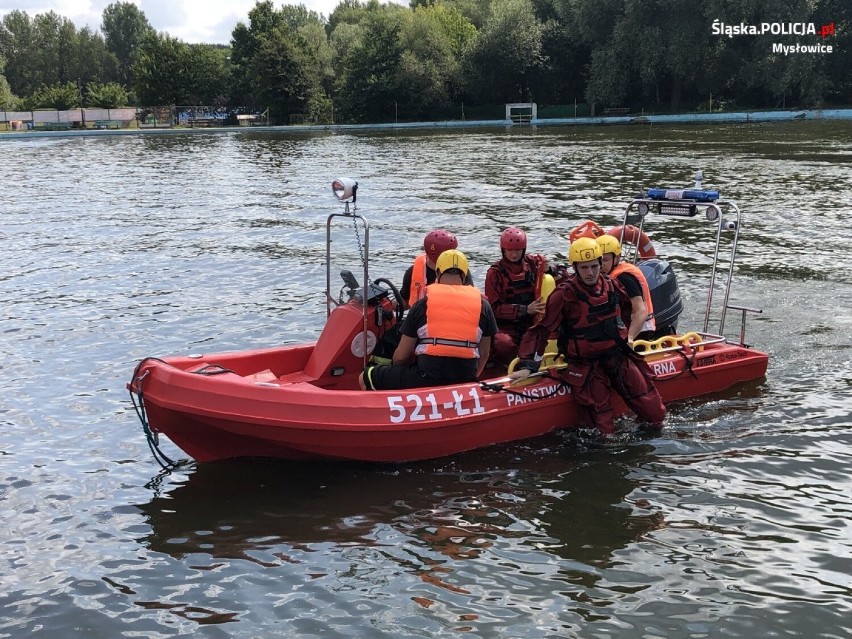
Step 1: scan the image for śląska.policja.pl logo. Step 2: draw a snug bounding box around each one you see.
[711,20,837,55]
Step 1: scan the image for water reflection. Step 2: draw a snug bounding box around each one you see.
[541,451,666,568]
[137,443,663,576]
[3,121,851,637]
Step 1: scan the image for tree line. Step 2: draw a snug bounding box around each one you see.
[0,0,849,124]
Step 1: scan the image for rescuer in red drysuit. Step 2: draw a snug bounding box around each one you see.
[511,236,666,436]
[484,227,552,366]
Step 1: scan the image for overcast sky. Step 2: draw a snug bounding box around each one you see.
[0,0,405,45]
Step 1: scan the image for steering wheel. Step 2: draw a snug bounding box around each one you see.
[373,278,405,323]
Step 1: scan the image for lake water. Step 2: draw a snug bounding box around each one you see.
[1,121,851,637]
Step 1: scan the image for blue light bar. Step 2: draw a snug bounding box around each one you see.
[647,188,720,202]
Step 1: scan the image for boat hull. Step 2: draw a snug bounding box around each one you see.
[130,340,768,463]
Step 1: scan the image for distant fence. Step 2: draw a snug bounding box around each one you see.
[1,107,138,130]
[1,106,270,130]
[176,106,268,127]
[137,106,176,128]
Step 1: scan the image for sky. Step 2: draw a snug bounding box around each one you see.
[0,0,404,44]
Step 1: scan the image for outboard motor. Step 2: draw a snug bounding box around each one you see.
[639,258,683,336]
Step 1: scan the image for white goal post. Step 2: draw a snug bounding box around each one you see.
[505,103,537,124]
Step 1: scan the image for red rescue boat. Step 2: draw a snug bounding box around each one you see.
[128,176,768,464]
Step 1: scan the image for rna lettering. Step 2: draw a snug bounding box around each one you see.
[652,360,677,376]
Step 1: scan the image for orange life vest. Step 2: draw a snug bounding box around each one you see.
[611,261,655,332]
[408,254,428,307]
[415,284,483,359]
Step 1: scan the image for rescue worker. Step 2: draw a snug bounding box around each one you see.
[484,227,549,366]
[511,237,666,436]
[375,229,470,363]
[399,229,472,310]
[596,234,655,344]
[360,250,497,391]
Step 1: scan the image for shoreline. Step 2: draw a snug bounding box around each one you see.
[2,107,851,140]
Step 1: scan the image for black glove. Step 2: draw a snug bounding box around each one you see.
[519,359,540,373]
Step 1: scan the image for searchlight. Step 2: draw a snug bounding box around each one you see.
[332,178,358,202]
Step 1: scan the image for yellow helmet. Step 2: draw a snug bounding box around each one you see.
[435,249,469,277]
[596,234,622,257]
[569,237,602,263]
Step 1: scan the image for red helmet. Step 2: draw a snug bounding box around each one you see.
[500,227,527,250]
[424,229,458,262]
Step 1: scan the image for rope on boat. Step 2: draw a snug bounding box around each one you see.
[674,348,698,379]
[644,348,698,381]
[191,363,235,375]
[129,358,179,469]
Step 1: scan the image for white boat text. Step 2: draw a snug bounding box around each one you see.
[505,383,570,406]
[387,387,486,424]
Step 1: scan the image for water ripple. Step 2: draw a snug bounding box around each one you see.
[1,122,851,636]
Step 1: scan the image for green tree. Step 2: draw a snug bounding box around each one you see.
[816,0,852,106]
[230,2,331,120]
[29,12,67,88]
[102,2,153,85]
[463,0,543,103]
[336,9,405,122]
[248,24,325,122]
[3,11,76,93]
[563,0,715,111]
[441,0,493,29]
[231,0,286,66]
[22,81,81,109]
[558,0,849,112]
[629,1,716,111]
[0,11,37,96]
[229,22,256,106]
[430,1,478,57]
[584,46,628,108]
[396,3,475,119]
[0,60,15,108]
[186,44,232,105]
[29,11,108,89]
[297,21,335,118]
[75,27,119,86]
[527,17,588,105]
[131,31,192,105]
[2,0,846,119]
[1,10,116,100]
[230,1,291,108]
[327,7,367,92]
[280,4,325,29]
[85,81,130,107]
[721,0,851,109]
[328,0,370,33]
[0,78,14,109]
